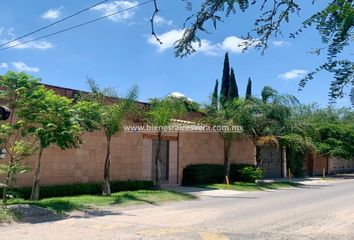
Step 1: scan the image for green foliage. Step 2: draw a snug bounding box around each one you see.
[8,181,154,199]
[228,68,239,100]
[147,97,186,127]
[239,167,263,182]
[295,1,354,102]
[182,164,258,185]
[211,79,219,112]
[245,78,252,100]
[174,0,353,103]
[315,122,354,159]
[0,207,19,223]
[280,134,315,177]
[0,71,46,202]
[23,88,83,149]
[292,105,354,159]
[77,79,138,137]
[7,190,193,214]
[75,79,138,195]
[220,52,230,105]
[165,96,200,113]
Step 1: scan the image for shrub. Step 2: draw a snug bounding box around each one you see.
[182,164,224,185]
[239,167,263,182]
[7,180,154,199]
[182,164,257,185]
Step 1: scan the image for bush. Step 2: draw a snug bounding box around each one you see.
[239,167,263,182]
[182,164,258,185]
[182,164,224,185]
[7,180,154,199]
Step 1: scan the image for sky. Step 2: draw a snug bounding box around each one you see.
[0,0,352,107]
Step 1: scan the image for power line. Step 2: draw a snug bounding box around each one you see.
[0,0,154,51]
[0,0,108,48]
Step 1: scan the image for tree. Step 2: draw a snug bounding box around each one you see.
[211,79,219,113]
[235,86,301,167]
[23,87,84,200]
[206,101,242,178]
[147,97,185,189]
[169,0,353,103]
[220,52,230,105]
[245,78,252,100]
[292,105,354,160]
[0,72,40,203]
[228,68,239,100]
[75,79,138,196]
[206,79,242,178]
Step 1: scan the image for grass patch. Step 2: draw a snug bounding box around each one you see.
[195,181,301,191]
[0,207,20,223]
[6,190,195,214]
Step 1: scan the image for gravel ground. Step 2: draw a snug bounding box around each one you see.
[1,177,354,240]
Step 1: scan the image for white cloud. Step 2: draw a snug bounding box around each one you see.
[0,62,8,68]
[41,7,62,20]
[273,40,290,47]
[92,1,138,22]
[153,16,173,26]
[220,36,253,54]
[1,39,53,50]
[147,29,184,51]
[12,61,39,72]
[147,29,255,55]
[0,27,53,50]
[278,69,308,80]
[168,92,193,102]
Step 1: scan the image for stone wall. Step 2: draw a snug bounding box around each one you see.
[178,132,256,183]
[1,131,256,187]
[312,154,328,176]
[329,157,354,174]
[4,131,145,187]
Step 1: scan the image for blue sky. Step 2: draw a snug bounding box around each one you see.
[0,0,352,107]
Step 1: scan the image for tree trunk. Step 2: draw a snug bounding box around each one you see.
[155,131,162,190]
[2,156,14,203]
[30,147,44,201]
[255,145,261,168]
[224,139,231,178]
[103,136,112,196]
[282,146,287,178]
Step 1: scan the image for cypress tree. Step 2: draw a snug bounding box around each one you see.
[220,52,230,105]
[228,68,239,100]
[245,77,252,100]
[211,79,219,110]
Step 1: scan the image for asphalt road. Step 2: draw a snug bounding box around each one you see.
[2,178,354,240]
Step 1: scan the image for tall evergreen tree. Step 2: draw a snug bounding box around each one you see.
[245,77,252,100]
[228,68,239,100]
[220,52,230,105]
[211,79,219,110]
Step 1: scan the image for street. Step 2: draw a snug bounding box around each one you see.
[2,178,354,240]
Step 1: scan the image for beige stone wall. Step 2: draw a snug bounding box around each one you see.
[11,131,145,187]
[329,157,354,174]
[168,141,178,184]
[178,132,256,183]
[312,154,328,176]
[1,131,256,187]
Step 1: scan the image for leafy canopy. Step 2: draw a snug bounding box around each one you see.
[171,0,353,103]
